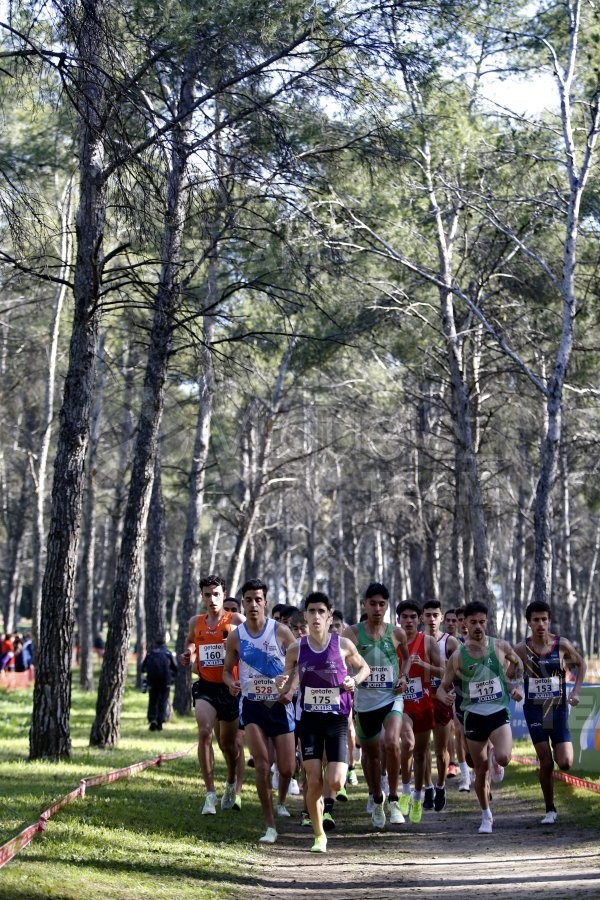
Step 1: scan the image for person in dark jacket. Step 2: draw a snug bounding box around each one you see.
[141,635,178,731]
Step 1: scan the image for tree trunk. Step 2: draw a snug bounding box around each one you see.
[30,0,109,760]
[90,42,201,747]
[145,451,167,645]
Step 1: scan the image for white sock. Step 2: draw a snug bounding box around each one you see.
[413,788,423,802]
[402,783,411,794]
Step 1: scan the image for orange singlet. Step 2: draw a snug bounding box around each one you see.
[193,611,237,683]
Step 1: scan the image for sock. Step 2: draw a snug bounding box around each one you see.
[373,794,384,804]
[402,783,411,795]
[459,762,469,778]
[324,798,334,813]
[425,783,434,791]
[547,804,557,813]
[436,783,446,790]
[482,807,492,819]
[413,789,423,802]
[388,794,399,802]
[348,765,355,771]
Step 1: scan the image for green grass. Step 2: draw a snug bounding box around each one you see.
[0,681,261,899]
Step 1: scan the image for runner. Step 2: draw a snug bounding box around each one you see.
[277,591,370,852]
[331,608,359,792]
[422,599,459,812]
[437,600,524,834]
[396,600,443,824]
[514,600,587,824]
[223,578,296,844]
[343,584,410,829]
[179,575,245,815]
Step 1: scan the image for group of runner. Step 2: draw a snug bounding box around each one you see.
[179,576,586,850]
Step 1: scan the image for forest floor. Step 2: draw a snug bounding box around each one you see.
[246,772,600,900]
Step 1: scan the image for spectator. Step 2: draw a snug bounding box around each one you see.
[141,635,178,731]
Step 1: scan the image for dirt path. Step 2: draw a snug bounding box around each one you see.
[248,778,600,899]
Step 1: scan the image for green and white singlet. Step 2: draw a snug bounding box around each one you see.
[459,636,509,717]
[354,622,399,713]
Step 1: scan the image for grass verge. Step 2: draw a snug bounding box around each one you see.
[0,681,262,899]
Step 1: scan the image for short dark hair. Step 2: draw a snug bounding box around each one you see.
[290,610,305,628]
[455,606,467,616]
[365,582,389,600]
[332,609,344,622]
[423,599,442,612]
[240,578,268,597]
[443,608,456,618]
[223,596,240,611]
[304,591,332,611]
[463,600,488,618]
[525,600,551,621]
[396,600,422,617]
[271,603,287,617]
[199,575,226,590]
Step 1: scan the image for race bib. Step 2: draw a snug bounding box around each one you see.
[469,677,502,703]
[304,686,341,713]
[528,676,560,700]
[199,643,225,667]
[404,676,423,701]
[364,666,394,689]
[246,677,277,701]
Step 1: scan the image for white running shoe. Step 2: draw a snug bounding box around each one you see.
[389,800,405,824]
[541,810,558,824]
[259,827,278,844]
[287,778,301,796]
[366,794,375,814]
[221,783,236,809]
[276,803,291,818]
[478,813,493,834]
[202,792,217,815]
[372,801,386,829]
[458,776,471,792]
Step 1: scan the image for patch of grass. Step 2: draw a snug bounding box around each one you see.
[0,682,261,899]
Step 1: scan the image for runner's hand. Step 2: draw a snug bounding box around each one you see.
[179,649,192,666]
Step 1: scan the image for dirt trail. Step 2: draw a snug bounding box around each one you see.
[248,778,600,899]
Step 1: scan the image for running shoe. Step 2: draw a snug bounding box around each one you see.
[541,810,558,824]
[423,787,435,810]
[458,777,471,792]
[276,803,291,818]
[311,834,327,853]
[288,778,301,796]
[366,794,375,814]
[347,768,359,786]
[247,756,255,768]
[447,763,458,778]
[372,802,386,829]
[233,795,242,811]
[221,782,236,809]
[149,721,158,731]
[322,811,336,831]
[478,813,493,834]
[399,793,410,816]
[489,751,505,784]
[259,827,278,844]
[434,786,447,812]
[409,798,423,824]
[389,800,405,824]
[301,811,312,827]
[202,792,217,815]
[336,785,348,802]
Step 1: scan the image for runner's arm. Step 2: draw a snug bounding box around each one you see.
[392,625,411,691]
[276,641,299,702]
[340,638,370,691]
[437,648,460,706]
[179,615,198,667]
[561,639,587,704]
[222,630,241,696]
[500,641,524,701]
[342,624,358,645]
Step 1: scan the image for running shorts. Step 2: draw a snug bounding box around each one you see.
[299,712,349,762]
[192,679,239,722]
[240,697,295,738]
[464,707,510,743]
[524,703,571,746]
[355,697,403,743]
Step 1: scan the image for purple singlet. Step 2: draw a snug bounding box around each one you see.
[298,633,351,716]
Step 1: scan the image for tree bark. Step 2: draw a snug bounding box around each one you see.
[145,451,167,645]
[30,0,109,760]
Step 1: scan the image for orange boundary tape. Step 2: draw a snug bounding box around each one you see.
[0,746,195,869]
[515,754,600,794]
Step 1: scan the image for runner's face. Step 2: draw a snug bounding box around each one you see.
[365,596,387,623]
[329,619,343,634]
[305,603,332,636]
[465,613,487,641]
[528,612,550,638]
[399,609,419,636]
[242,590,266,621]
[457,614,467,636]
[444,614,458,635]
[202,585,224,614]
[423,608,442,635]
[223,602,239,614]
